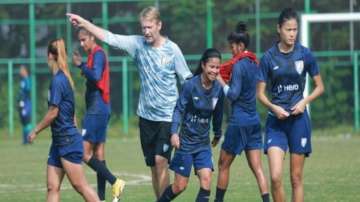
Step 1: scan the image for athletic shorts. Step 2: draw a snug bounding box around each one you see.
[48,133,83,168]
[81,114,110,144]
[264,112,312,157]
[170,148,213,178]
[222,123,262,155]
[139,117,172,167]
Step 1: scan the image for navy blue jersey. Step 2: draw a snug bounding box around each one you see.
[259,42,319,112]
[171,75,224,153]
[226,58,260,126]
[48,70,78,136]
[79,51,110,115]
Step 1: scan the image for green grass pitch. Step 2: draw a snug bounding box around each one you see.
[0,130,359,201]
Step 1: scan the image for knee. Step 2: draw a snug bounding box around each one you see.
[291,172,303,189]
[218,159,230,172]
[155,156,168,167]
[270,174,283,189]
[172,182,187,194]
[200,175,212,188]
[47,182,61,194]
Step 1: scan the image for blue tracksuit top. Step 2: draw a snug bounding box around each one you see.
[226,57,260,126]
[171,75,224,154]
[79,51,110,115]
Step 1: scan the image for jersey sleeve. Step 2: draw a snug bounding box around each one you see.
[49,77,62,107]
[172,43,193,84]
[212,89,224,138]
[104,31,140,58]
[171,81,192,134]
[258,54,271,82]
[225,63,243,102]
[304,49,320,77]
[80,51,105,82]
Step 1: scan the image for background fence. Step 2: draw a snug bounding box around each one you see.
[0,0,359,135]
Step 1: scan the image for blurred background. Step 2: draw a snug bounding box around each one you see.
[0,0,359,136]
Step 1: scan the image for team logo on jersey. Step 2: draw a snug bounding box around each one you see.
[163,143,169,152]
[295,60,304,75]
[273,66,279,70]
[193,96,199,101]
[81,129,87,136]
[212,97,218,109]
[301,137,307,148]
[160,55,172,67]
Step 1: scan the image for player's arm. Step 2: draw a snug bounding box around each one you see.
[217,63,242,102]
[291,51,324,115]
[171,82,191,149]
[78,52,105,82]
[28,106,59,143]
[257,55,289,119]
[173,44,193,84]
[211,91,224,147]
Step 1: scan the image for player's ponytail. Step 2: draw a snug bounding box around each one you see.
[194,48,222,76]
[47,38,75,89]
[227,21,250,48]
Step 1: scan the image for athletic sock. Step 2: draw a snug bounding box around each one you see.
[196,187,210,202]
[262,193,270,202]
[87,156,116,185]
[97,160,107,201]
[157,185,178,202]
[214,187,226,202]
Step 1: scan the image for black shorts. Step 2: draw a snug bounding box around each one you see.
[139,117,173,167]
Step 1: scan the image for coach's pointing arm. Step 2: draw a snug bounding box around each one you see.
[66,13,106,41]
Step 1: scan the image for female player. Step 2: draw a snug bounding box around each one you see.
[17,65,32,144]
[257,8,324,202]
[157,48,224,202]
[28,38,100,202]
[215,22,269,202]
[72,27,125,202]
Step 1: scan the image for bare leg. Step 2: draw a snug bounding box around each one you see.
[152,155,170,198]
[61,158,100,202]
[46,165,65,202]
[245,149,269,195]
[267,147,286,202]
[216,149,236,189]
[290,153,305,202]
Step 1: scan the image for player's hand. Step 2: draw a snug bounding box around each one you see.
[211,137,220,147]
[271,104,290,120]
[216,74,226,86]
[28,130,37,144]
[72,51,82,67]
[171,134,180,149]
[291,99,307,115]
[66,13,86,28]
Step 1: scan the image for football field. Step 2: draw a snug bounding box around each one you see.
[1,131,359,202]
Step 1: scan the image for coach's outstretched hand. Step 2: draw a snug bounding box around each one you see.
[66,13,86,28]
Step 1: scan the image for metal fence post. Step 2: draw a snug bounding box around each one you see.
[122,58,129,134]
[8,61,14,136]
[354,52,359,131]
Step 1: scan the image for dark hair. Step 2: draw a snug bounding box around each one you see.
[194,48,222,76]
[227,21,250,48]
[278,8,298,27]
